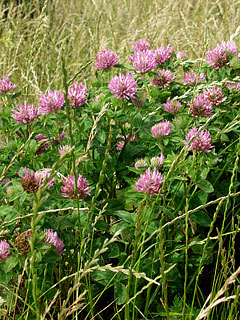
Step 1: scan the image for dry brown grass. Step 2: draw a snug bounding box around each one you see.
[0,0,240,99]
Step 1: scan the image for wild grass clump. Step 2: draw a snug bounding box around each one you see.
[0,1,240,319]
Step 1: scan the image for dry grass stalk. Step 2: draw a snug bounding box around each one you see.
[75,103,109,167]
[40,289,60,320]
[0,207,88,231]
[196,266,240,320]
[65,291,87,318]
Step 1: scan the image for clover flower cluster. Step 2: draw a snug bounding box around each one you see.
[18,168,54,193]
[225,82,240,92]
[129,39,152,63]
[61,174,90,200]
[131,49,157,73]
[95,49,119,70]
[67,82,88,109]
[188,94,213,118]
[108,73,137,101]
[0,240,11,261]
[203,86,226,106]
[151,120,173,138]
[38,89,65,115]
[205,40,238,70]
[154,45,174,66]
[14,229,32,255]
[184,127,213,153]
[183,72,205,85]
[134,39,151,52]
[163,99,182,113]
[14,229,64,255]
[177,51,187,59]
[129,40,174,72]
[35,169,54,188]
[135,167,163,196]
[152,69,174,88]
[0,76,16,94]
[135,159,148,168]
[43,229,64,254]
[58,145,72,156]
[11,101,39,123]
[151,153,164,168]
[116,134,136,151]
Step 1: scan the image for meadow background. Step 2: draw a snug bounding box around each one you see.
[1,0,240,94]
[0,0,240,319]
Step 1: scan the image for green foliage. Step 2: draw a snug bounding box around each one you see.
[0,2,239,319]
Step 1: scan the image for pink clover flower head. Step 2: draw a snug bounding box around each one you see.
[151,153,164,168]
[60,130,67,141]
[129,134,136,142]
[135,167,163,196]
[95,49,119,70]
[18,168,35,181]
[163,99,182,113]
[135,159,148,168]
[67,82,87,109]
[43,229,64,254]
[184,127,213,153]
[35,169,54,189]
[129,40,151,62]
[38,90,65,115]
[35,133,49,143]
[116,134,136,151]
[0,240,11,261]
[108,73,137,101]
[225,82,240,92]
[183,72,205,85]
[152,69,174,88]
[188,94,213,118]
[177,51,187,59]
[58,145,72,156]
[2,179,9,186]
[220,40,238,56]
[11,100,38,123]
[134,39,151,52]
[131,50,157,73]
[18,167,53,193]
[116,139,125,151]
[205,40,238,70]
[154,45,174,66]
[151,120,173,138]
[203,86,226,106]
[0,144,5,148]
[0,76,16,94]
[61,174,90,200]
[18,168,37,193]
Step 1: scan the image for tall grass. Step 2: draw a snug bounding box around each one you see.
[1,0,240,95]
